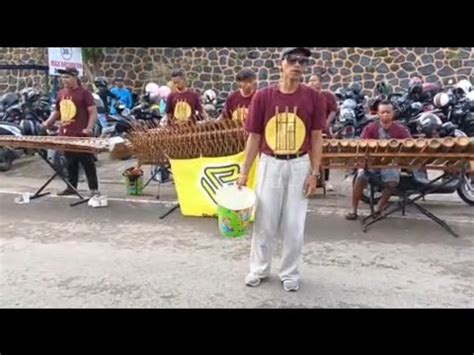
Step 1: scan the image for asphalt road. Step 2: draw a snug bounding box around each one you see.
[0,154,472,308]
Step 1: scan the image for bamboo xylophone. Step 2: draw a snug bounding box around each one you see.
[321,137,474,171]
[128,120,474,171]
[0,135,111,154]
[128,119,247,165]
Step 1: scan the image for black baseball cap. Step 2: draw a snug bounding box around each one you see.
[281,47,312,59]
[57,67,79,76]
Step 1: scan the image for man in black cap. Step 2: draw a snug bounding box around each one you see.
[42,67,100,197]
[110,77,132,115]
[238,47,326,292]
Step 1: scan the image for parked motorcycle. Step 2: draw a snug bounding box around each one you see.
[433,85,474,137]
[0,121,23,171]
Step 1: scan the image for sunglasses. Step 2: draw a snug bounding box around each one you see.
[284,54,310,66]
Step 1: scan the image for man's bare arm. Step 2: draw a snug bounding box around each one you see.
[43,110,60,128]
[309,129,323,173]
[238,133,261,186]
[87,106,98,131]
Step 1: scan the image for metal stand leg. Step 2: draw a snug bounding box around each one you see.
[412,203,459,238]
[159,203,180,219]
[401,194,406,216]
[362,173,461,237]
[363,202,403,232]
[369,183,375,214]
[30,171,57,200]
[30,152,89,207]
[69,197,90,207]
[143,167,160,189]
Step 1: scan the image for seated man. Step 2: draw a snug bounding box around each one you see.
[345,100,411,220]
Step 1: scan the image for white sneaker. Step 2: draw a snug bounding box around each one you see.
[245,273,265,287]
[89,190,100,197]
[282,279,300,292]
[326,183,334,191]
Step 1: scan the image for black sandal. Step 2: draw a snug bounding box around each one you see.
[345,212,358,220]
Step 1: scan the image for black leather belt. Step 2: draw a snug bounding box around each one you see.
[267,152,308,160]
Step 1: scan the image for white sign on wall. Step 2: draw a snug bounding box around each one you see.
[48,48,84,76]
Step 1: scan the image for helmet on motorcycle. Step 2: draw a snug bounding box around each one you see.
[1,93,19,108]
[422,82,441,101]
[92,93,105,109]
[334,87,345,100]
[203,103,216,113]
[339,107,356,123]
[341,98,357,110]
[440,121,457,137]
[417,112,442,138]
[410,102,423,112]
[454,79,472,95]
[409,76,423,87]
[408,82,423,98]
[20,88,36,100]
[94,77,108,89]
[145,82,160,95]
[19,119,36,136]
[433,92,450,108]
[466,91,474,102]
[158,85,171,99]
[349,83,361,95]
[203,89,217,104]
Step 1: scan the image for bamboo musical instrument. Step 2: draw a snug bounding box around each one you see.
[0,135,109,154]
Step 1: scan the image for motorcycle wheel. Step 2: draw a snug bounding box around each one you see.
[457,173,474,206]
[352,173,383,205]
[0,149,13,172]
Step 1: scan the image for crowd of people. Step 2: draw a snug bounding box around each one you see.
[45,47,411,292]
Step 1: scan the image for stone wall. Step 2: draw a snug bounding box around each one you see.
[1,47,472,100]
[0,48,49,93]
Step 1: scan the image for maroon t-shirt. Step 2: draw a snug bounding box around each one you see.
[245,84,326,155]
[222,90,255,121]
[55,86,95,137]
[361,121,411,139]
[321,91,338,118]
[321,90,338,134]
[165,89,202,123]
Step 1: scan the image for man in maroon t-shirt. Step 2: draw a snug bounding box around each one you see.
[308,74,338,191]
[42,67,99,196]
[345,100,411,220]
[165,70,207,124]
[238,47,326,292]
[220,69,257,122]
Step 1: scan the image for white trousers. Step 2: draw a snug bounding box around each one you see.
[249,153,311,282]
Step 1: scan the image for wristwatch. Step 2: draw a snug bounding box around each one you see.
[310,170,320,178]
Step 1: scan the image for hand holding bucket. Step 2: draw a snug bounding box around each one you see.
[236,173,248,189]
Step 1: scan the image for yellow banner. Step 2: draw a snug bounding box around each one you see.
[170,152,258,217]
